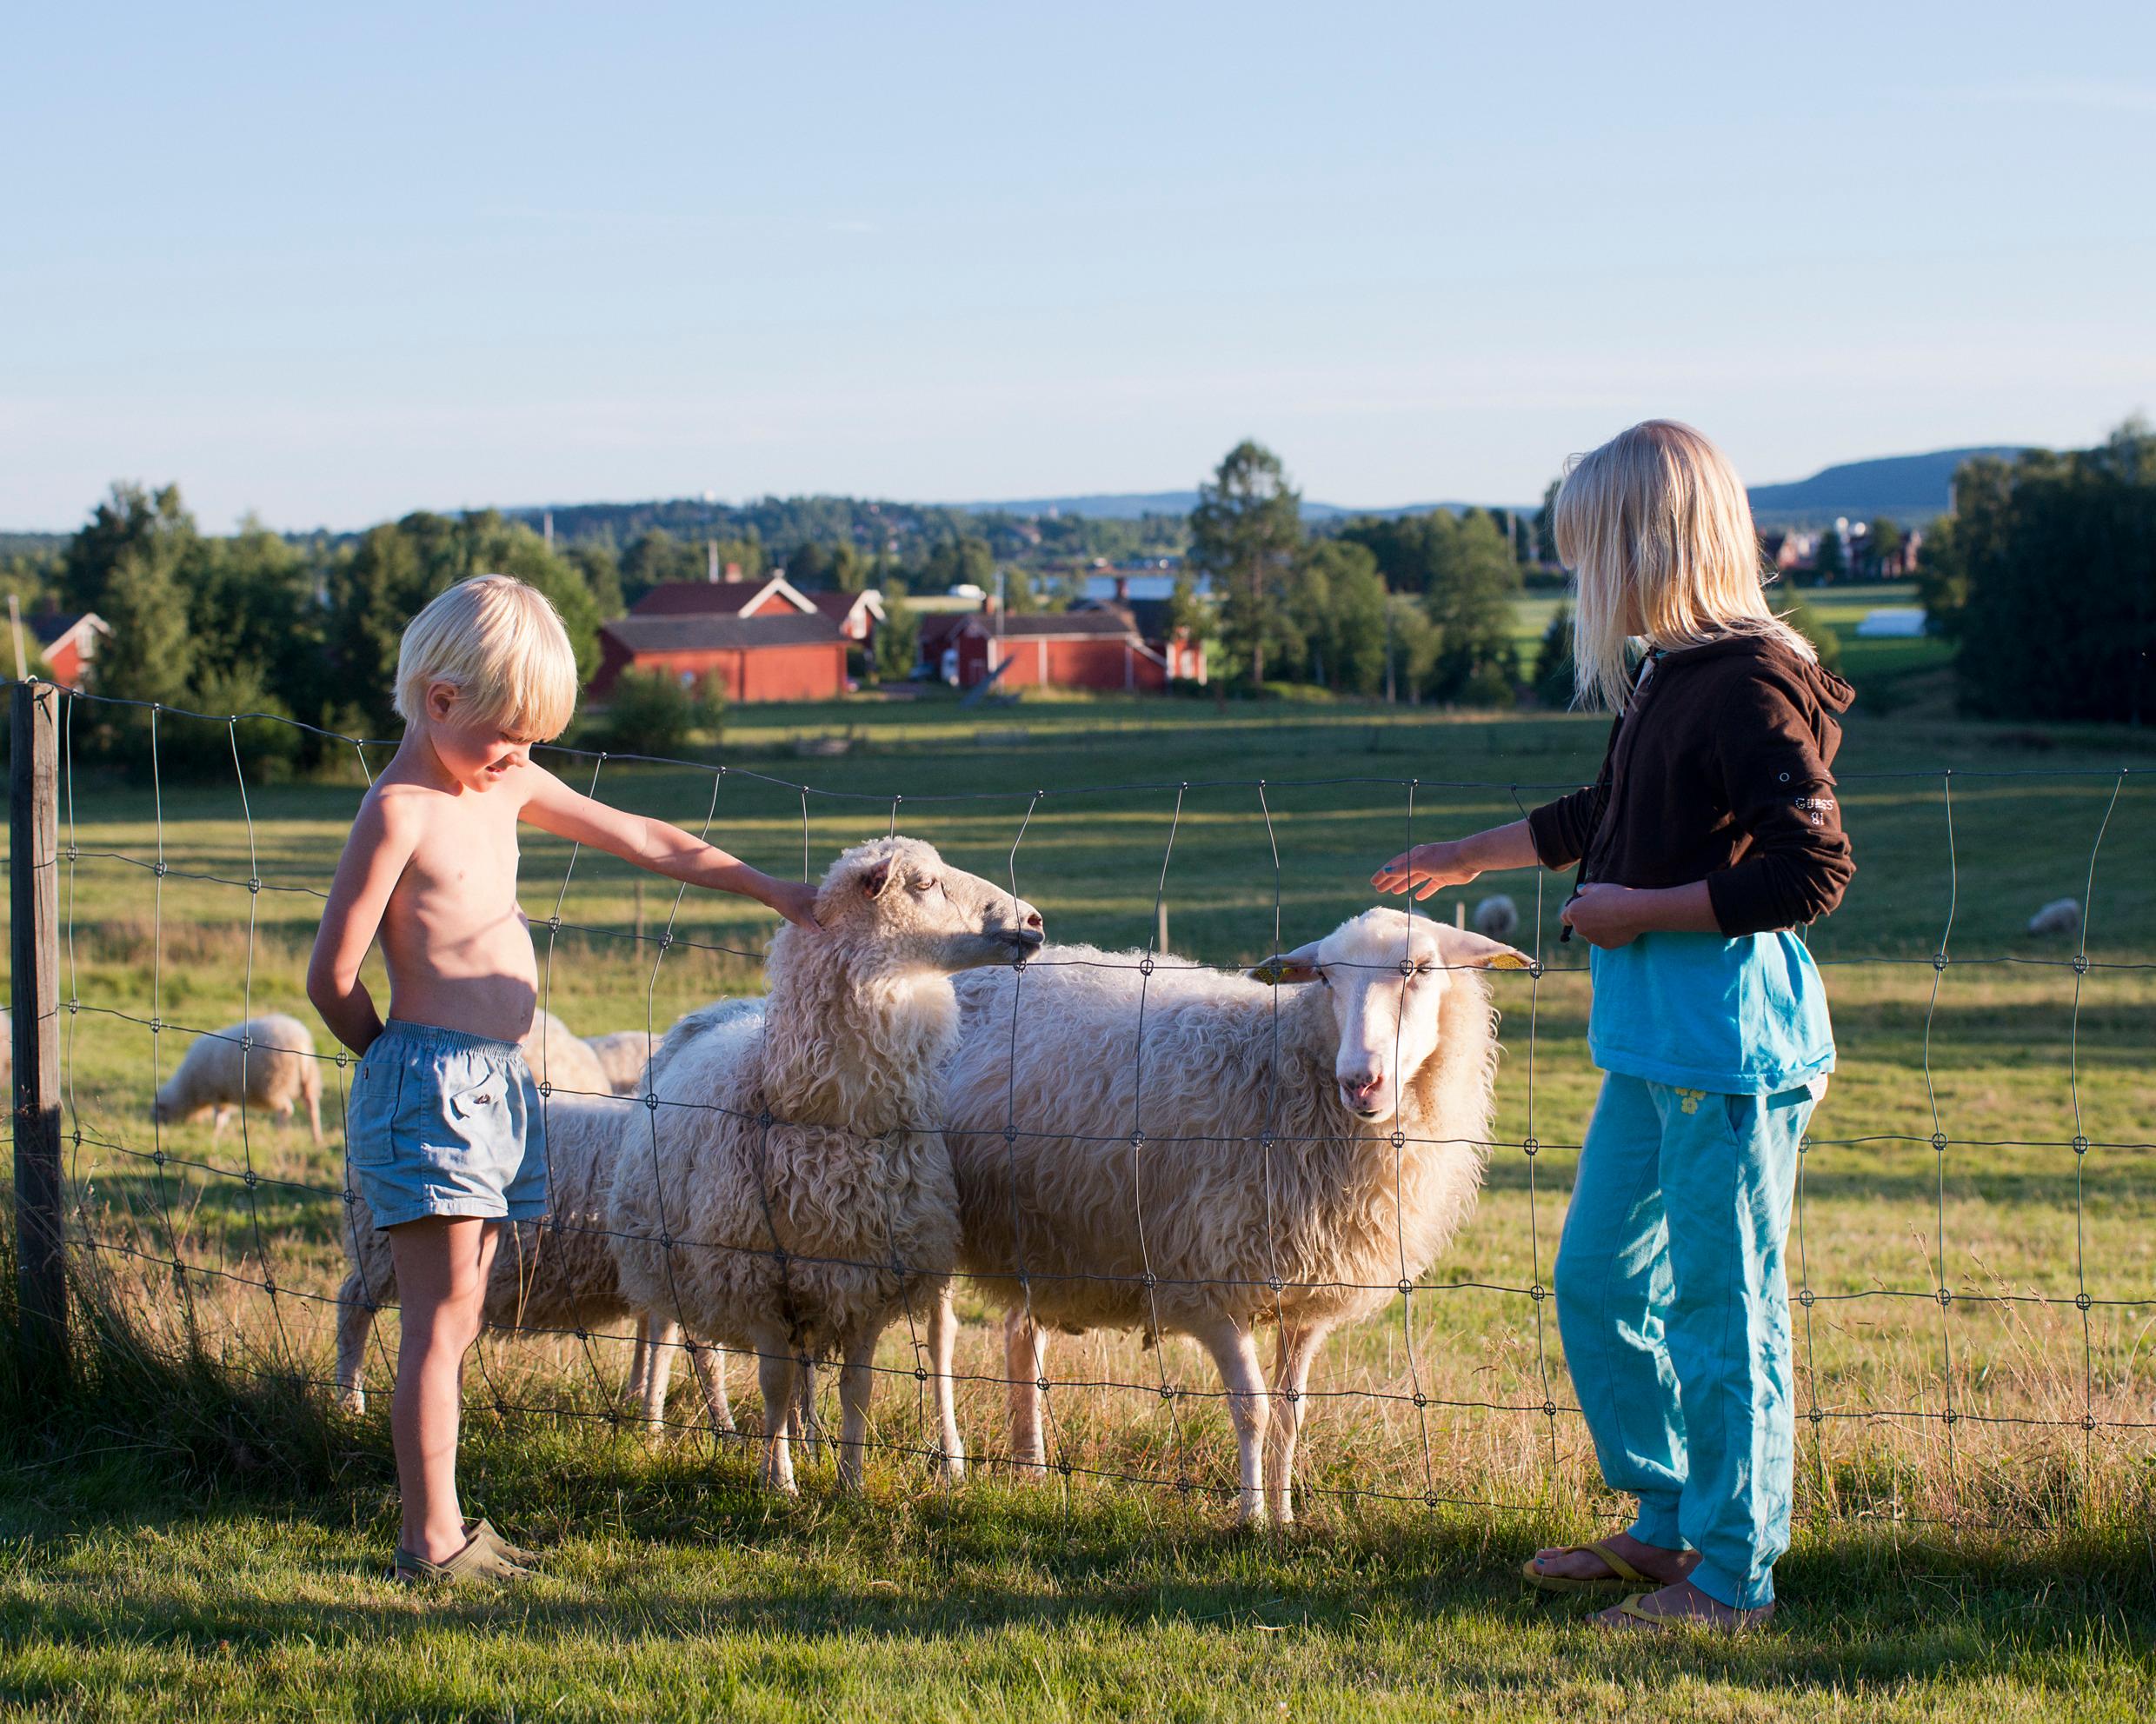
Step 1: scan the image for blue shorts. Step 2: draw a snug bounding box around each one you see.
[345,1021,547,1232]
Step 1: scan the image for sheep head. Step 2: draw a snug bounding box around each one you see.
[1251,908,1527,1122]
[783,835,1044,980]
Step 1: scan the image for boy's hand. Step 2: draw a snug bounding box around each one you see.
[760,876,823,931]
[1560,883,1647,949]
[1372,840,1480,901]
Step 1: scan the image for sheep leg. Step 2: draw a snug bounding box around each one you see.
[1189,1315,1271,1526]
[211,1105,233,1143]
[1265,1322,1327,1526]
[687,1337,735,1433]
[642,1318,682,1435]
[333,1266,379,1415]
[929,1283,966,1480]
[308,1085,323,1147]
[753,1332,800,1494]
[835,1329,878,1492]
[793,1358,823,1461]
[626,1314,651,1411]
[1003,1307,1048,1477]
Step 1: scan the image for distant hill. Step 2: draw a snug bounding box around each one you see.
[956,492,1501,523]
[1747,447,2026,528]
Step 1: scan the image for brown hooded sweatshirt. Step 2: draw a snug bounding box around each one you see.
[1527,633,1856,936]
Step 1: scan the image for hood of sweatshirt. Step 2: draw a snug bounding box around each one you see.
[1648,630,1854,716]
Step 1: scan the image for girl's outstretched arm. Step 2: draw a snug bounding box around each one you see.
[1372,819,1541,901]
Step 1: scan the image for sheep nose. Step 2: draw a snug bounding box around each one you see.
[1023,910,1042,931]
[1342,1069,1384,1102]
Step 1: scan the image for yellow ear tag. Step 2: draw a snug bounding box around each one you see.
[1248,960,1292,985]
[1485,952,1534,971]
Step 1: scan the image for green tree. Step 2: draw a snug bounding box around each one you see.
[596,668,721,756]
[919,536,996,596]
[1421,510,1522,701]
[61,483,196,615]
[1864,516,1904,578]
[1533,605,1577,709]
[1290,539,1387,694]
[569,542,624,618]
[621,529,704,602]
[96,543,196,710]
[1188,441,1303,687]
[874,582,920,682]
[1950,423,2155,723]
[785,540,835,589]
[1534,478,1561,566]
[1811,526,1847,582]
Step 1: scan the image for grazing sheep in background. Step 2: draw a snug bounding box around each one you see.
[585,1030,656,1096]
[333,1091,733,1433]
[152,1013,323,1144]
[935,908,1526,1524]
[608,836,1042,1493]
[1473,893,1520,941]
[2028,896,2080,936]
[522,1008,612,1100]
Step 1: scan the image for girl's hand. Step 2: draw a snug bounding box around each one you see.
[1560,883,1647,949]
[1372,840,1480,901]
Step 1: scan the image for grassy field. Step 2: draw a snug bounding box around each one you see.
[4,689,2153,1719]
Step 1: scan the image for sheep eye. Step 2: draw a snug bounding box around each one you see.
[911,877,936,893]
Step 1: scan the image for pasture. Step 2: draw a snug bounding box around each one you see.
[3,691,2153,1721]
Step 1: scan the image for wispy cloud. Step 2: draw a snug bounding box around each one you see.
[1926,78,2156,114]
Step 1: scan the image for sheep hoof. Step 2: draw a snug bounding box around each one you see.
[336,1390,366,1417]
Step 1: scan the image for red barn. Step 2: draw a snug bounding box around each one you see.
[590,613,848,703]
[808,588,886,642]
[933,608,1200,692]
[25,611,111,691]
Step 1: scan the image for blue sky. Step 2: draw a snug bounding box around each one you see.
[5,3,2153,531]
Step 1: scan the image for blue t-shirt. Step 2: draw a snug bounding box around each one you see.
[1587,929,1834,1095]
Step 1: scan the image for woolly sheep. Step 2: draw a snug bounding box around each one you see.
[152,1013,323,1143]
[333,1089,734,1434]
[1472,893,1520,941]
[585,1030,656,1096]
[935,908,1526,1524]
[522,1008,611,1100]
[607,836,1043,1493]
[2027,896,2080,936]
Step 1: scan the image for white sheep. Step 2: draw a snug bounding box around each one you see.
[934,907,1526,1524]
[333,1088,734,1434]
[521,1007,612,1100]
[2027,896,2080,936]
[152,1013,323,1143]
[607,836,1042,1493]
[584,1030,656,1096]
[1473,893,1521,941]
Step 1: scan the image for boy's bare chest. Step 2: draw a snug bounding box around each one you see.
[403,809,521,917]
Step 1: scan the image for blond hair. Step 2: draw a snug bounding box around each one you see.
[1555,419,1814,712]
[394,575,579,739]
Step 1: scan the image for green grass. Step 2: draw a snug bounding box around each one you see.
[4,695,2154,1718]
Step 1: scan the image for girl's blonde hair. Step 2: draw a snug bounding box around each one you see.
[1556,419,1814,712]
[394,575,579,739]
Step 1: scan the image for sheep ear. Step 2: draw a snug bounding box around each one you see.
[1248,938,1325,985]
[861,859,894,899]
[1434,924,1534,971]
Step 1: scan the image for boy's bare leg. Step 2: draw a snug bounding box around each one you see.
[389,1216,501,1562]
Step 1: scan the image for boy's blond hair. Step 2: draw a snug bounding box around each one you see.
[394,575,580,740]
[1556,419,1815,713]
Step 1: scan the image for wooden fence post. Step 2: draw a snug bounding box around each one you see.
[11,680,66,1390]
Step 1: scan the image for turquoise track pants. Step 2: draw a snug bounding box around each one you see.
[1554,1073,1817,1609]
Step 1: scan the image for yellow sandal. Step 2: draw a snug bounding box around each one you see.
[1521,1539,1651,1594]
[1603,1591,1776,1634]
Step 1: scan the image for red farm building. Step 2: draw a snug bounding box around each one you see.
[590,612,848,703]
[919,596,1203,693]
[25,611,111,691]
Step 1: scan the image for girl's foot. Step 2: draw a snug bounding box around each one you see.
[1594,1579,1774,1633]
[1527,1532,1698,1588]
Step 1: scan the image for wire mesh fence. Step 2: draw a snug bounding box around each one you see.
[7,681,2152,1530]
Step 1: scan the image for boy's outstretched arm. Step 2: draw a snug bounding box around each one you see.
[307,794,419,1055]
[519,767,822,929]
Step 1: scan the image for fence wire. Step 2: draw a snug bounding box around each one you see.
[9,684,2153,1530]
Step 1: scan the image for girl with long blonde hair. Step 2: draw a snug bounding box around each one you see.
[1373,421,1854,1632]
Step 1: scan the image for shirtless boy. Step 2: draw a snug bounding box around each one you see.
[307,575,819,1584]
